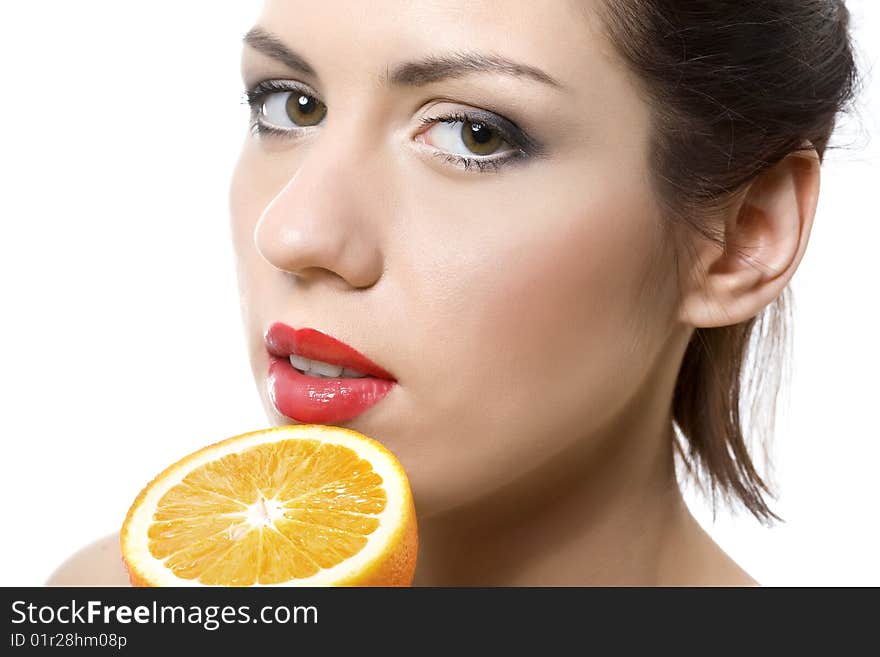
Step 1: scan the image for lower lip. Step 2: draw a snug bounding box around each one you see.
[267,356,396,424]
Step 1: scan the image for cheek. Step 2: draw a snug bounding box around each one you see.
[392,169,673,508]
[416,174,667,402]
[229,145,270,265]
[499,193,665,379]
[228,146,279,370]
[229,148,256,276]
[484,195,663,407]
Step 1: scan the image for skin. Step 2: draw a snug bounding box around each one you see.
[47,0,820,586]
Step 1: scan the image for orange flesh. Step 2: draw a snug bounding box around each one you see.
[146,438,386,585]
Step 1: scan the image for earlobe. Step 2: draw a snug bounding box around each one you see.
[678,144,821,328]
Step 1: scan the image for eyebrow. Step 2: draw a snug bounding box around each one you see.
[242,26,565,90]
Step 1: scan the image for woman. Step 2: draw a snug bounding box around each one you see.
[48,0,858,586]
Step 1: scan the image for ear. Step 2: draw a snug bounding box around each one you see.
[678,143,821,328]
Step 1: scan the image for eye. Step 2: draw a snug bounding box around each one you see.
[262,91,327,128]
[245,80,327,135]
[417,112,516,159]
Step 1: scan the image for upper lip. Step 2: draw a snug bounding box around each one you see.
[264,322,396,381]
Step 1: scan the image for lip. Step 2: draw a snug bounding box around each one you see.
[264,322,396,424]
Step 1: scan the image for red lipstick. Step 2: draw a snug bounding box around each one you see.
[264,322,396,424]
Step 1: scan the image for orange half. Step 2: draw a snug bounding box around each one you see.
[120,424,417,586]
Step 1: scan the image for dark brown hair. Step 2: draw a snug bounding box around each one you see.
[595,1,859,524]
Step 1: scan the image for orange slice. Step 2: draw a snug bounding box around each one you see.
[120,424,417,586]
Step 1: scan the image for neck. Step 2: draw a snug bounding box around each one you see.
[413,430,684,586]
[412,331,735,586]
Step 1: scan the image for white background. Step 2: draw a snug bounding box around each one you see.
[1,1,877,586]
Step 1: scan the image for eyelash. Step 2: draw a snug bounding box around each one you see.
[242,80,530,174]
[417,111,526,173]
[244,80,308,138]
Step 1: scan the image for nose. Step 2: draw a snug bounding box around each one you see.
[253,140,385,289]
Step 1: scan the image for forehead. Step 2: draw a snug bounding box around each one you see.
[256,0,619,91]
[251,0,650,161]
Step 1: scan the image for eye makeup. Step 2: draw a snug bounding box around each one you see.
[242,78,548,173]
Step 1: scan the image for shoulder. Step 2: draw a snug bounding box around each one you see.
[45,532,131,586]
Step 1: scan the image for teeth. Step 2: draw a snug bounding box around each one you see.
[309,360,343,378]
[288,354,370,379]
[289,354,312,372]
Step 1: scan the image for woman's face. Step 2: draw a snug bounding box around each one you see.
[230,0,681,517]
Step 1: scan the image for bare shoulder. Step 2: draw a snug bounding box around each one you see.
[45,532,131,586]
